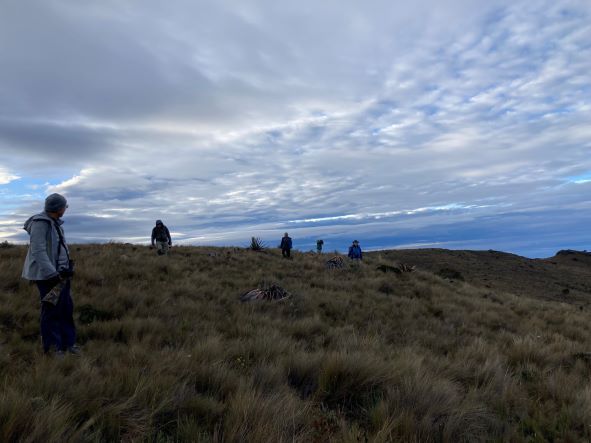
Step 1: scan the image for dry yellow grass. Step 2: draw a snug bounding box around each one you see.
[1,243,591,442]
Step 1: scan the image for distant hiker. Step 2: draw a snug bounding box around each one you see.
[280,232,293,258]
[22,193,80,357]
[348,240,363,261]
[316,239,324,253]
[151,220,172,255]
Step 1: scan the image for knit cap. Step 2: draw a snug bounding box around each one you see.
[44,193,68,212]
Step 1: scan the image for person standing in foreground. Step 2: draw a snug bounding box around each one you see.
[348,240,363,261]
[280,232,293,258]
[22,193,79,357]
[151,220,172,255]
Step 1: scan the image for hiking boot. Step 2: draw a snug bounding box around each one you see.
[67,345,82,356]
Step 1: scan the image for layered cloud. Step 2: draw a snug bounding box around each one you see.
[0,0,590,257]
[0,167,19,185]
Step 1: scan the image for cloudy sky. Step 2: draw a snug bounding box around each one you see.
[1,0,590,257]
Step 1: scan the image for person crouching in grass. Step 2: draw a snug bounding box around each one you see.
[22,193,80,357]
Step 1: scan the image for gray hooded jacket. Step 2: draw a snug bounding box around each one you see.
[22,212,70,281]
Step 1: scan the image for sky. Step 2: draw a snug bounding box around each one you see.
[0,0,590,257]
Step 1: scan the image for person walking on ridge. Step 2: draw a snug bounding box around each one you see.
[348,240,363,261]
[22,193,79,357]
[280,232,293,258]
[151,220,172,255]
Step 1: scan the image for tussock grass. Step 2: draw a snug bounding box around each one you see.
[1,243,591,441]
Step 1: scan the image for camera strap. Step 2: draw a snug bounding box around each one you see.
[51,219,70,267]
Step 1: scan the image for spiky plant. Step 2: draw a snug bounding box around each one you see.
[249,236,265,251]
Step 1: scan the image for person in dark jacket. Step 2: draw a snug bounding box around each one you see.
[151,220,172,255]
[280,232,293,258]
[22,193,80,357]
[316,239,324,253]
[348,240,363,260]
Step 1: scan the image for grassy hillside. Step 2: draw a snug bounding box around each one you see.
[1,243,591,442]
[379,248,591,305]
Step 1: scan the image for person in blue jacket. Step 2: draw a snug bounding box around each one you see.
[22,193,79,357]
[348,240,363,260]
[280,232,293,258]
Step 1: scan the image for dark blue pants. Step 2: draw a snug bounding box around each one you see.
[36,279,76,353]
